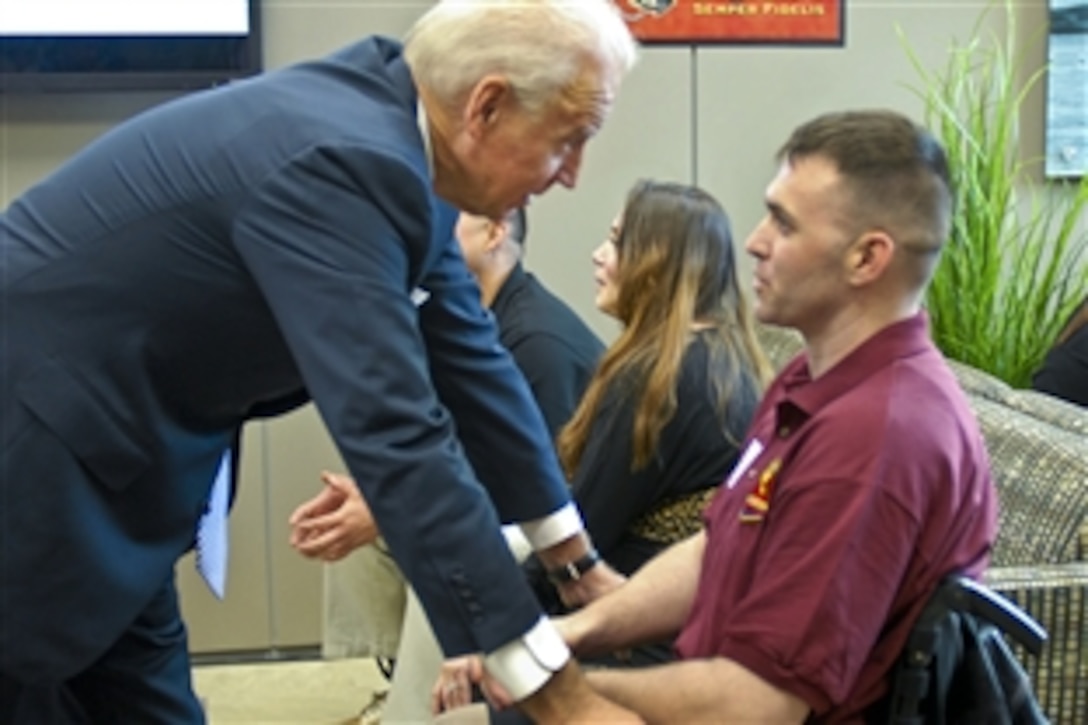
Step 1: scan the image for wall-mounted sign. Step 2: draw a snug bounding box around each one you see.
[1044,0,1088,178]
[615,0,845,45]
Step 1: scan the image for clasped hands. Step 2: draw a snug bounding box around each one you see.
[431,578,621,716]
[288,470,378,561]
[288,470,629,716]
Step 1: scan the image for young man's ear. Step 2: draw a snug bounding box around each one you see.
[484,220,508,253]
[846,231,895,286]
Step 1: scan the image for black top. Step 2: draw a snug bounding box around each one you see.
[570,331,758,576]
[1032,324,1088,407]
[491,263,605,436]
[525,331,759,595]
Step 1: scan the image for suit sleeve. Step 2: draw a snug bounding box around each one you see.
[415,244,573,522]
[231,143,547,656]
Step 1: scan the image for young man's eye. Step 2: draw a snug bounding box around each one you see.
[774,219,792,234]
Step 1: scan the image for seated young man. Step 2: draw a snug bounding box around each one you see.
[478,109,998,723]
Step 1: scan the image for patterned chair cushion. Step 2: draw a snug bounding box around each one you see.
[968,396,1088,567]
[948,359,1088,438]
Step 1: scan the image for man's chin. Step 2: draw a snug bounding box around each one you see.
[466,198,516,222]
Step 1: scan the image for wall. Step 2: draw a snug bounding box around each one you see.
[0,0,1073,654]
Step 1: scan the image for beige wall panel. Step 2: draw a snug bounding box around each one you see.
[261,0,426,69]
[263,404,346,648]
[178,424,274,653]
[524,47,695,343]
[695,2,991,277]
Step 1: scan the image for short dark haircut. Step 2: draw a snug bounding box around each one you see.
[778,109,953,255]
[505,207,528,251]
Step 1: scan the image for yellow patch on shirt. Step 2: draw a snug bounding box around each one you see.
[739,458,781,524]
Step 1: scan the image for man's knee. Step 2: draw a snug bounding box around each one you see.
[67,578,204,724]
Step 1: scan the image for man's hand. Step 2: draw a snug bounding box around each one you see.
[432,655,485,714]
[288,471,378,560]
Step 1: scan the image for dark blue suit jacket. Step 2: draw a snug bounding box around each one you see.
[1,37,569,682]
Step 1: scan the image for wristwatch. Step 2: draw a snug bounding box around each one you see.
[546,547,601,584]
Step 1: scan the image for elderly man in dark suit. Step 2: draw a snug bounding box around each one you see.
[0,1,638,723]
[306,207,607,722]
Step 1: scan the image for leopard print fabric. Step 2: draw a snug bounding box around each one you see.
[628,487,719,544]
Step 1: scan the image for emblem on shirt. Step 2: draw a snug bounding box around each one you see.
[739,458,781,524]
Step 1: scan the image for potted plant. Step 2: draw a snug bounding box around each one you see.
[902,0,1088,388]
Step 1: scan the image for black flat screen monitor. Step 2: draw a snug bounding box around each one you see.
[0,0,262,92]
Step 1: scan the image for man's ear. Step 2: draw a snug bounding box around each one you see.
[463,75,513,139]
[484,220,508,254]
[846,230,895,286]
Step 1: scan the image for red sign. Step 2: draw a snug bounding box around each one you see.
[615,0,844,45]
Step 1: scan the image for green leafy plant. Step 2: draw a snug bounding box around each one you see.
[901,0,1088,388]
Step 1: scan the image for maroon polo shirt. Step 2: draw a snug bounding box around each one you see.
[675,314,997,722]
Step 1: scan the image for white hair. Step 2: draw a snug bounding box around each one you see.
[404,0,638,115]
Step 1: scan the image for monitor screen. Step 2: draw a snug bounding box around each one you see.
[0,0,262,92]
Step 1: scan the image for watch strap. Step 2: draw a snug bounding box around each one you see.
[546,548,601,584]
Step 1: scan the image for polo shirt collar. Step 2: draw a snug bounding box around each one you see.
[778,312,933,422]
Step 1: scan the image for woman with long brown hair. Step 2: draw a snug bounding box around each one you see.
[433,179,773,714]
[528,178,772,663]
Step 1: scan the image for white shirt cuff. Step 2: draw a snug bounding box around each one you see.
[500,525,533,562]
[518,503,584,551]
[484,617,571,702]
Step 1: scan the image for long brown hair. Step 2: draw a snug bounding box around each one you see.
[1056,294,1088,346]
[558,180,772,475]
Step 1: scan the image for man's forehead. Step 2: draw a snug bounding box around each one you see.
[553,63,616,122]
[770,157,842,202]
